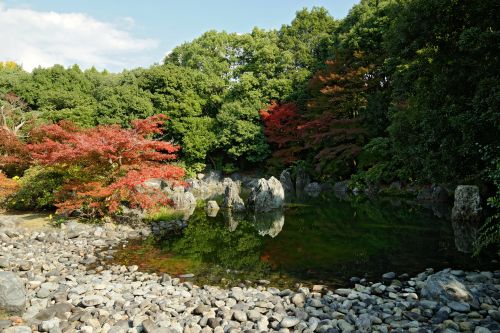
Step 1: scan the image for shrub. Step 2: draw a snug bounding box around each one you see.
[5,166,65,211]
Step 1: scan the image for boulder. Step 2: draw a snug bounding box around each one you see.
[206,200,220,217]
[452,185,482,224]
[221,179,245,212]
[304,182,322,197]
[420,270,478,308]
[112,206,145,225]
[171,189,196,211]
[247,177,285,212]
[295,167,310,198]
[279,170,295,201]
[450,185,482,252]
[0,271,26,314]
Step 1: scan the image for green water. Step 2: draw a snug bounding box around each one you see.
[110,195,494,288]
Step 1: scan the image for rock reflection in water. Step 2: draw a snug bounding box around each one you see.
[253,210,285,238]
[221,209,240,232]
[451,220,479,253]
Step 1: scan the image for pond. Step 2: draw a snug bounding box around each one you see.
[107,194,495,288]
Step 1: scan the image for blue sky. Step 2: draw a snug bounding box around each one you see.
[1,0,360,71]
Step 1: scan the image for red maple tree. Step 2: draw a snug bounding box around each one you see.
[260,101,305,164]
[28,114,185,216]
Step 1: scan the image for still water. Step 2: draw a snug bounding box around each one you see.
[109,195,494,288]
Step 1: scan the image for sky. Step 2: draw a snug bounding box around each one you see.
[0,0,360,72]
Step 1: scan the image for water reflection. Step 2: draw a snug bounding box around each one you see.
[253,210,285,238]
[112,194,495,287]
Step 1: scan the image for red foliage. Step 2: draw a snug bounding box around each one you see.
[27,115,185,216]
[300,53,373,173]
[0,128,31,175]
[260,53,373,175]
[259,101,305,163]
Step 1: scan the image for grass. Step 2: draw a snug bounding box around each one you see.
[146,206,184,223]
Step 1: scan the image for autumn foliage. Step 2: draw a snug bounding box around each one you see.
[259,101,305,163]
[0,171,19,201]
[24,114,185,216]
[260,53,372,175]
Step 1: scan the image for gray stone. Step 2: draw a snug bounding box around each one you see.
[0,271,26,314]
[421,270,477,306]
[280,316,300,328]
[3,327,32,333]
[292,293,306,307]
[81,295,104,307]
[222,180,245,212]
[382,272,396,281]
[206,200,220,217]
[452,185,482,223]
[247,177,284,212]
[279,170,295,202]
[233,310,248,322]
[172,190,196,211]
[447,301,470,312]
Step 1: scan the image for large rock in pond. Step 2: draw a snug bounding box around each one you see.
[222,179,245,212]
[279,170,295,202]
[452,185,482,224]
[0,271,26,314]
[421,270,479,308]
[247,177,284,212]
[171,187,196,211]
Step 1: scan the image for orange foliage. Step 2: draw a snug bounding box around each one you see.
[0,171,19,200]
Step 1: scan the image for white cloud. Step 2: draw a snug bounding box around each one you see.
[0,3,159,71]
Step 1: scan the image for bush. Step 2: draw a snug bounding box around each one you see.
[5,166,65,211]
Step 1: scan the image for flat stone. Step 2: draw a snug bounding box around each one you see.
[447,301,470,312]
[3,327,32,333]
[81,295,104,307]
[0,271,26,313]
[280,316,300,328]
